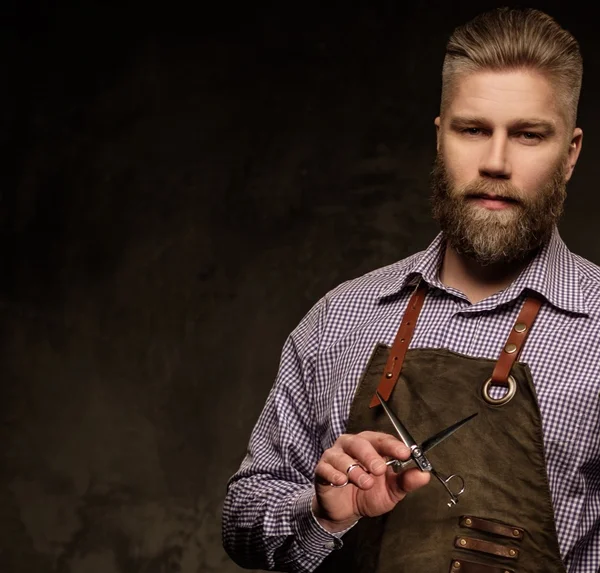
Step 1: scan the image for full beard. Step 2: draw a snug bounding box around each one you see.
[430,154,567,266]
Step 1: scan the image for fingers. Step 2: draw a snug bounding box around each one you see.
[353,431,411,462]
[315,455,373,490]
[316,431,411,490]
[314,459,351,488]
[336,431,410,474]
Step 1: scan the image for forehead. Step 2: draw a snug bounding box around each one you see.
[446,69,567,129]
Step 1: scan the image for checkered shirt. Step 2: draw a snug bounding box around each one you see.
[222,226,600,573]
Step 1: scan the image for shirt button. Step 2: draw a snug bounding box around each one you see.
[324,539,342,550]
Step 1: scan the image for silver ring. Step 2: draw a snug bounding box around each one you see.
[346,463,363,475]
[330,462,366,487]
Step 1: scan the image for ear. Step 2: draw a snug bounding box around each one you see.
[564,127,583,183]
[434,116,441,152]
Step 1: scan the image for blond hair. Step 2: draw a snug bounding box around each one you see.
[441,7,583,129]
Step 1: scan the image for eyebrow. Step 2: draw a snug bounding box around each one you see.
[449,116,557,135]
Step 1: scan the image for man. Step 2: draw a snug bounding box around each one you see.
[223,7,599,573]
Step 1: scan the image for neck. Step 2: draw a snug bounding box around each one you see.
[439,242,535,304]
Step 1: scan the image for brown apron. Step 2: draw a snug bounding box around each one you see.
[317,280,565,573]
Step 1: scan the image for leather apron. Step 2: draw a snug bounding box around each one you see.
[317,280,565,573]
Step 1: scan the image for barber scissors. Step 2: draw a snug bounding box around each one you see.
[376,390,477,507]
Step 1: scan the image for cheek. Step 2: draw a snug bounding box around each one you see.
[441,145,478,186]
[512,156,559,193]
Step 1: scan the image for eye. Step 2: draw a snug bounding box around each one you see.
[462,127,484,136]
[518,132,544,144]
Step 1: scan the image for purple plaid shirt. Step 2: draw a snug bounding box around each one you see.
[223,227,600,573]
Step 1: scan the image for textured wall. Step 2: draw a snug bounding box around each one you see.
[2,2,599,572]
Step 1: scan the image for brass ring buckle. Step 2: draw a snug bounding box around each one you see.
[482,375,517,406]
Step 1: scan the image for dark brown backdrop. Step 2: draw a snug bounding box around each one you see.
[1,1,598,572]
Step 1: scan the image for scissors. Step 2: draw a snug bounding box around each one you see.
[375,390,477,507]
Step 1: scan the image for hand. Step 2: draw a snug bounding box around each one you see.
[312,431,430,532]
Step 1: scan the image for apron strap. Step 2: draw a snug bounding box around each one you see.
[369,281,544,407]
[490,294,543,387]
[369,279,428,408]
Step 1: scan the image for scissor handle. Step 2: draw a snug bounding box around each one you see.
[385,458,413,472]
[431,469,465,507]
[386,460,466,507]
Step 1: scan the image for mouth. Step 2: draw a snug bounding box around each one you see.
[465,193,520,210]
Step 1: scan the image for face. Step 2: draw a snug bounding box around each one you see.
[432,69,583,265]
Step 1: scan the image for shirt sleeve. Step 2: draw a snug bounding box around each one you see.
[222,295,349,572]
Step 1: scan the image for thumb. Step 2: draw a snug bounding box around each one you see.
[387,468,430,501]
[398,468,431,493]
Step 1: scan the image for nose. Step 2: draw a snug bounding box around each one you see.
[479,134,511,179]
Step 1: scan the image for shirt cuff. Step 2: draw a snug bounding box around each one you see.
[292,487,358,555]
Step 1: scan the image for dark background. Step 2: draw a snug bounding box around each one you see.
[1,1,598,572]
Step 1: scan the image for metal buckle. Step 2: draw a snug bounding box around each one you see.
[482,375,517,406]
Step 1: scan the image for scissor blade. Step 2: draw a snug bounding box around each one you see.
[421,412,478,454]
[375,391,418,449]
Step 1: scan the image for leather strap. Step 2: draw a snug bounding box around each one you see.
[454,536,520,559]
[490,295,542,387]
[449,559,514,573]
[370,280,544,405]
[460,516,524,540]
[369,279,428,408]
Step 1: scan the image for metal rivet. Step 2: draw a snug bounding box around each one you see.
[514,322,527,333]
[453,562,461,569]
[459,538,467,546]
[400,338,405,343]
[482,375,518,406]
[504,343,517,354]
[385,372,393,379]
[509,549,517,557]
[513,529,521,537]
[464,518,472,526]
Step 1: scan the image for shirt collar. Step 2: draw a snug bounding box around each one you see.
[503,226,587,315]
[378,227,587,315]
[377,232,446,298]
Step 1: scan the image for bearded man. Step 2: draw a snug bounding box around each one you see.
[223,7,599,573]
